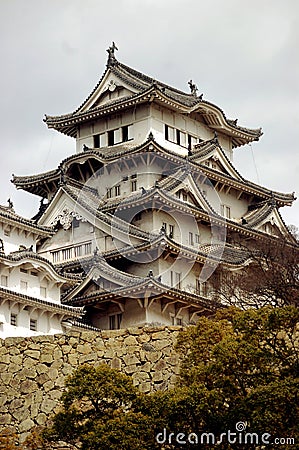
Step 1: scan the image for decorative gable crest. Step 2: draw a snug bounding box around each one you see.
[51,209,87,230]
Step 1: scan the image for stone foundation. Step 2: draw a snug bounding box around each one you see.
[0,326,182,442]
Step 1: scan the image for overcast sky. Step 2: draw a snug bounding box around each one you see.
[0,0,298,228]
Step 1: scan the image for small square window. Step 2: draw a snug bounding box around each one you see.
[30,319,37,332]
[109,313,122,330]
[1,275,8,287]
[169,224,174,238]
[131,180,137,192]
[10,313,17,326]
[189,232,194,246]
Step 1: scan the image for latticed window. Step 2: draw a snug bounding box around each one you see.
[109,313,122,330]
[30,319,37,332]
[10,313,17,326]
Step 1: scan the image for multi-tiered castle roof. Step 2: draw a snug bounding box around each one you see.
[5,44,296,332]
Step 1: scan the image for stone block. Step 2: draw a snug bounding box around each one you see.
[146,351,162,363]
[123,354,139,365]
[24,350,40,359]
[40,353,54,364]
[151,331,170,340]
[0,413,11,425]
[40,398,57,415]
[1,372,13,385]
[151,371,164,382]
[123,335,138,346]
[12,406,28,422]
[139,381,151,393]
[19,418,34,433]
[36,412,47,425]
[20,380,38,394]
[111,357,121,370]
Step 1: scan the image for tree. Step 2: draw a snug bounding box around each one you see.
[211,236,299,309]
[42,307,299,449]
[42,364,163,450]
[174,306,299,449]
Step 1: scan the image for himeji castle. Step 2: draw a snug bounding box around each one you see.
[1,43,295,337]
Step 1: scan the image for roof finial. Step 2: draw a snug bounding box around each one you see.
[7,198,13,209]
[188,79,198,96]
[106,41,118,66]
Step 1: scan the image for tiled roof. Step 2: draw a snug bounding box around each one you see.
[0,252,81,282]
[0,286,83,317]
[44,54,262,147]
[12,138,295,206]
[65,277,217,311]
[0,205,54,235]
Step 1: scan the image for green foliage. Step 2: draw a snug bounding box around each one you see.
[43,364,162,449]
[175,306,299,448]
[43,307,299,449]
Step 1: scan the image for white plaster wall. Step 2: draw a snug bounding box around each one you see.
[0,301,64,339]
[0,223,36,255]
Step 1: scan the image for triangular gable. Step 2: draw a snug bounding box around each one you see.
[192,144,243,181]
[255,208,291,237]
[64,258,140,301]
[78,70,140,113]
[38,184,148,247]
[161,171,215,214]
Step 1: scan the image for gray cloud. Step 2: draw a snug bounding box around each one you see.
[0,0,298,226]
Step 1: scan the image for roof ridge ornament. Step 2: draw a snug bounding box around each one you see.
[106,41,118,66]
[188,79,198,97]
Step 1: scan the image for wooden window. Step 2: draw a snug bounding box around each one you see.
[197,280,208,296]
[170,271,181,288]
[182,192,188,202]
[131,180,137,192]
[10,313,17,327]
[122,125,129,142]
[40,287,47,298]
[115,185,120,196]
[109,313,122,330]
[1,275,8,287]
[164,124,169,140]
[108,130,114,146]
[30,319,37,332]
[221,205,231,219]
[169,224,174,238]
[114,128,122,144]
[94,134,100,148]
[195,233,200,244]
[107,188,112,199]
[189,232,194,246]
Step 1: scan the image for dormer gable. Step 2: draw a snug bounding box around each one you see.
[79,71,139,113]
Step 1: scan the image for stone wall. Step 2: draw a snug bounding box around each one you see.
[0,326,182,443]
